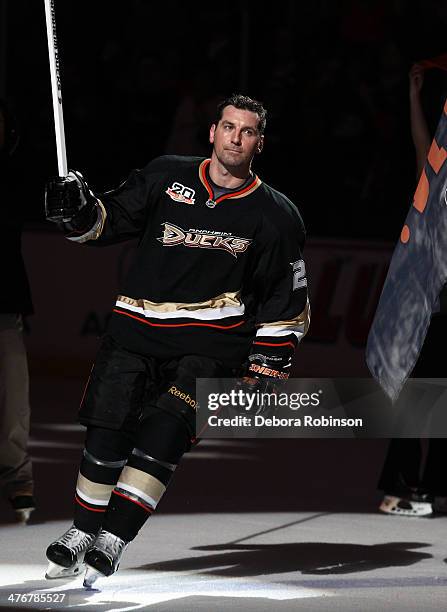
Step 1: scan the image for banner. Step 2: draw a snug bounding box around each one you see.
[366,99,447,400]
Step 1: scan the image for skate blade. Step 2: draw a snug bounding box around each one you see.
[83,566,102,589]
[45,560,83,580]
[379,495,432,517]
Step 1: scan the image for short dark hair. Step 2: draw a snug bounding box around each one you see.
[215,94,267,135]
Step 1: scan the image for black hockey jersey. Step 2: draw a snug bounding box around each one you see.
[69,156,310,367]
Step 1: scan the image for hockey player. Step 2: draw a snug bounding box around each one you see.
[44,94,310,586]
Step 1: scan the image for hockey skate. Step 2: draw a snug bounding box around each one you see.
[45,525,97,579]
[83,529,128,588]
[379,492,433,517]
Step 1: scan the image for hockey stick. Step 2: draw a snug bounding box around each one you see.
[44,0,67,176]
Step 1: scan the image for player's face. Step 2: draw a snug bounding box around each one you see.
[210,106,263,170]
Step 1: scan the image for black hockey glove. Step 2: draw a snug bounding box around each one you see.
[45,170,98,234]
[235,352,292,416]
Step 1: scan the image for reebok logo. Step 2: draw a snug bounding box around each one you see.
[168,385,197,410]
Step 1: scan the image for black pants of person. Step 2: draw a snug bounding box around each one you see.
[0,314,33,500]
[72,334,230,541]
[378,315,447,497]
[378,438,447,496]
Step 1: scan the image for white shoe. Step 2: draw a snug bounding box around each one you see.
[379,494,433,517]
[10,495,35,525]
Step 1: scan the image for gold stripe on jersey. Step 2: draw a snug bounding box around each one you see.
[116,291,243,315]
[257,299,311,338]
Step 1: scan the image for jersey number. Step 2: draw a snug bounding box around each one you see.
[291,260,307,290]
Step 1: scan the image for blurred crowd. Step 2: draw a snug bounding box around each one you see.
[4,0,447,239]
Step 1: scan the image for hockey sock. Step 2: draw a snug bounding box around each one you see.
[102,408,190,542]
[74,427,134,534]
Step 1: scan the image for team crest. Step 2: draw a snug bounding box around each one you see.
[158,222,252,258]
[166,182,196,205]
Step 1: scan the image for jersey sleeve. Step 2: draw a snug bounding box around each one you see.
[66,156,169,245]
[248,204,310,369]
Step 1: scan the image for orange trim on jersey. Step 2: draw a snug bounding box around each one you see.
[112,489,153,513]
[74,495,106,513]
[198,159,260,204]
[216,178,259,203]
[113,308,245,330]
[199,159,214,199]
[253,341,296,349]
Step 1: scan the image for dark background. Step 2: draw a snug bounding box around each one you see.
[0,0,445,527]
[3,0,447,240]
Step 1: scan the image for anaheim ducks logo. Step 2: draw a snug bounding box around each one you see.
[157,222,252,258]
